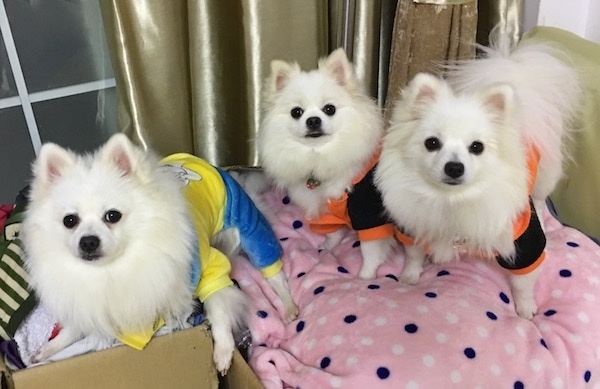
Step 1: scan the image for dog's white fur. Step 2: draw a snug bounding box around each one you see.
[21,134,295,374]
[375,29,580,319]
[258,48,397,279]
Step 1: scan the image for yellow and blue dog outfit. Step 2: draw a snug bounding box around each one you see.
[119,153,283,349]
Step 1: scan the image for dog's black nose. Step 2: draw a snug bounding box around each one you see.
[79,235,100,255]
[444,161,464,179]
[306,116,321,129]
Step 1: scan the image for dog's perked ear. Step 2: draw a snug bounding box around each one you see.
[269,60,301,93]
[100,133,138,177]
[320,47,356,88]
[33,143,76,186]
[479,84,514,124]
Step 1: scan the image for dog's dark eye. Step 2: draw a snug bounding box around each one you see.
[469,141,484,155]
[63,214,79,229]
[424,137,441,151]
[322,104,336,116]
[104,210,122,224]
[290,107,304,119]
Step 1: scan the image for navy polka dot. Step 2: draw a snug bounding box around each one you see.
[367,284,380,290]
[257,310,268,318]
[425,292,437,298]
[567,241,579,248]
[514,381,524,389]
[584,370,591,383]
[296,320,305,332]
[499,292,510,304]
[232,279,240,288]
[259,343,267,347]
[344,315,357,324]
[269,360,275,366]
[540,338,548,349]
[544,309,557,317]
[464,347,476,359]
[352,241,360,248]
[314,286,325,295]
[486,311,498,320]
[279,237,289,241]
[385,274,399,282]
[292,220,303,229]
[320,357,331,369]
[337,266,349,274]
[559,269,572,277]
[297,272,306,278]
[376,367,390,379]
[404,323,418,333]
[282,196,290,204]
[437,270,450,276]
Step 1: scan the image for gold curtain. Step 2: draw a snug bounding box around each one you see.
[99,0,478,166]
[477,0,523,45]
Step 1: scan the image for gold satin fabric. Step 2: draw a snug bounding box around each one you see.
[100,0,477,166]
[477,0,523,46]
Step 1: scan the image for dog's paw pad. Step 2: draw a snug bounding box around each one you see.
[213,345,233,376]
[285,304,299,322]
[515,300,537,320]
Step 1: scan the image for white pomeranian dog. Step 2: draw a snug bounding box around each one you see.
[21,133,297,374]
[258,48,398,279]
[375,27,580,319]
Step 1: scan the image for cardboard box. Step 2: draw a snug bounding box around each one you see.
[0,324,264,389]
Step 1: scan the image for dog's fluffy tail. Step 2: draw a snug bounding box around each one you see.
[446,24,581,199]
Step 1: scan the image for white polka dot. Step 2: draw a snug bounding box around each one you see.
[346,357,358,366]
[406,381,419,389]
[551,289,563,298]
[307,339,316,350]
[475,262,489,271]
[566,253,576,261]
[446,312,459,324]
[515,326,526,337]
[386,300,399,308]
[330,376,343,388]
[584,293,596,302]
[361,337,374,346]
[587,276,600,285]
[422,354,435,367]
[458,299,469,308]
[538,322,551,333]
[450,370,462,383]
[374,317,387,326]
[317,316,327,325]
[329,297,339,305]
[305,302,315,314]
[340,282,352,290]
[594,383,600,389]
[392,344,404,355]
[417,305,429,314]
[504,342,516,354]
[435,333,447,343]
[301,279,312,289]
[473,275,485,284]
[490,364,502,376]
[396,287,409,293]
[551,377,564,389]
[570,333,582,343]
[596,347,600,360]
[357,296,368,304]
[530,359,542,372]
[239,279,252,287]
[577,312,590,323]
[476,326,489,337]
[332,335,344,345]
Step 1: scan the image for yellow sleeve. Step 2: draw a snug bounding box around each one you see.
[195,245,234,302]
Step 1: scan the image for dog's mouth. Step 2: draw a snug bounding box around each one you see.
[79,252,102,261]
[305,130,326,138]
[442,178,463,186]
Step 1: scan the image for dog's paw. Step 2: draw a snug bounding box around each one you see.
[399,268,421,285]
[284,303,299,322]
[213,342,234,376]
[514,297,537,320]
[31,343,58,364]
[358,266,377,280]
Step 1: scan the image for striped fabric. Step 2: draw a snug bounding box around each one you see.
[0,203,36,340]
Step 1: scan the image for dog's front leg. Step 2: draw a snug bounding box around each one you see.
[267,271,298,321]
[358,236,396,279]
[400,244,427,285]
[319,228,346,252]
[31,325,83,363]
[509,267,540,320]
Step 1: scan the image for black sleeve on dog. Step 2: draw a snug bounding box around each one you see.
[496,198,546,271]
[347,166,392,231]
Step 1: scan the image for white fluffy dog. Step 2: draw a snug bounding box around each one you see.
[375,28,580,319]
[258,48,398,279]
[21,134,296,374]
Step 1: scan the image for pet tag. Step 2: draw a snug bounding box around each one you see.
[306,177,321,190]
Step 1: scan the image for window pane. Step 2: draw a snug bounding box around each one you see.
[33,88,117,152]
[0,107,34,203]
[5,0,113,93]
[0,30,18,98]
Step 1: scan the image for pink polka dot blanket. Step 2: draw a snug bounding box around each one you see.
[230,188,600,389]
